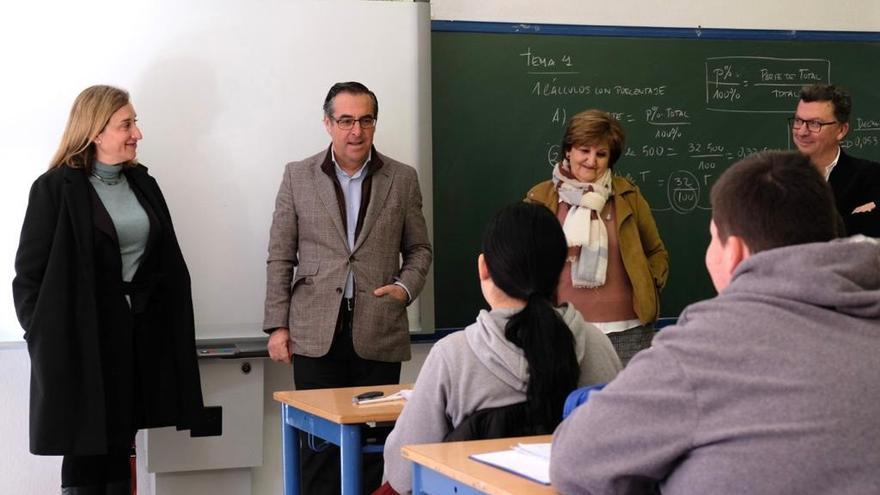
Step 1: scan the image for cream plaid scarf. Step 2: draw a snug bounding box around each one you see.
[552,163,613,288]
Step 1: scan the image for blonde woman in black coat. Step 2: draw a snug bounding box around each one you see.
[12,85,204,494]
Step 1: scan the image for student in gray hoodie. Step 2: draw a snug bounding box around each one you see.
[551,150,880,495]
[382,203,622,493]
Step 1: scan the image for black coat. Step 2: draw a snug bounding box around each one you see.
[12,164,203,455]
[830,151,880,237]
[443,402,551,442]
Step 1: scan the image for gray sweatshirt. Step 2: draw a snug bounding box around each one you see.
[384,304,622,493]
[551,236,880,495]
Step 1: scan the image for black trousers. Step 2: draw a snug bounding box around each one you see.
[61,439,134,488]
[292,299,402,495]
[63,307,141,489]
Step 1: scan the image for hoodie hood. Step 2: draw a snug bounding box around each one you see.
[464,304,592,392]
[727,236,880,319]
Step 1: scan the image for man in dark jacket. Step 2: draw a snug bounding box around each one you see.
[791,84,880,236]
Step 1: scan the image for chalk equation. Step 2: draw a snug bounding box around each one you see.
[617,169,713,215]
[705,56,831,113]
[666,170,702,214]
[842,135,880,150]
[844,116,880,150]
[522,51,877,215]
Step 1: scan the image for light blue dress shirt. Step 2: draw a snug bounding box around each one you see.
[332,152,369,299]
[331,151,412,303]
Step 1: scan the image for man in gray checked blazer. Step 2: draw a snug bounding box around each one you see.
[263,81,432,493]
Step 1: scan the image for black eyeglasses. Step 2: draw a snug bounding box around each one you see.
[789,117,838,133]
[330,116,376,130]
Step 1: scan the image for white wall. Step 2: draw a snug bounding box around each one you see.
[0,345,62,493]
[2,1,876,493]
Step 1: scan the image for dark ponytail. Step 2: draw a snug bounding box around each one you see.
[482,203,580,429]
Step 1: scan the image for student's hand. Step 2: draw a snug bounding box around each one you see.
[373,284,407,303]
[268,327,293,364]
[853,202,876,214]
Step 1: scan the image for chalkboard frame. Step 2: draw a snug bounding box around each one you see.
[433,20,880,42]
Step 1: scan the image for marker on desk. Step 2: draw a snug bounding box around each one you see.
[353,391,384,404]
[353,390,411,405]
[197,346,237,357]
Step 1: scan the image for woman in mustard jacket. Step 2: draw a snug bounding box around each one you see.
[526,109,668,366]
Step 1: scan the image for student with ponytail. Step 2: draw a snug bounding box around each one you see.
[381,203,621,494]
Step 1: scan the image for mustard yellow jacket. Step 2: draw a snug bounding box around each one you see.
[525,176,669,323]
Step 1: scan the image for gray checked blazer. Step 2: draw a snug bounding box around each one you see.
[263,147,432,362]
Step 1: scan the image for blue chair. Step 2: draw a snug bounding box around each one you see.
[562,384,606,419]
[655,317,678,331]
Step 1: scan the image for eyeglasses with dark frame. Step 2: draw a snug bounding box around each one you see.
[330,116,377,130]
[789,117,839,133]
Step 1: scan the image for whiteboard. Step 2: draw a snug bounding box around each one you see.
[0,0,434,343]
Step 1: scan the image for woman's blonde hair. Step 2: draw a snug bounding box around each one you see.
[49,85,133,171]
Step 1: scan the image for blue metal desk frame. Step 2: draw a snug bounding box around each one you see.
[412,463,487,494]
[277,384,407,495]
[280,403,366,495]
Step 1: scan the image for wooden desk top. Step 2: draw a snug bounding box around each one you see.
[273,383,411,424]
[402,435,557,495]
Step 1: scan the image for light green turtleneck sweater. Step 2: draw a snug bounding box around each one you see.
[89,161,149,282]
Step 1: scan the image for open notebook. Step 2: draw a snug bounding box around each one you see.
[469,442,552,485]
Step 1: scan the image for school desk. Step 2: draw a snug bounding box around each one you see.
[402,434,557,495]
[273,383,410,495]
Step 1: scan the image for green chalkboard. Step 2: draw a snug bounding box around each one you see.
[431,25,880,330]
